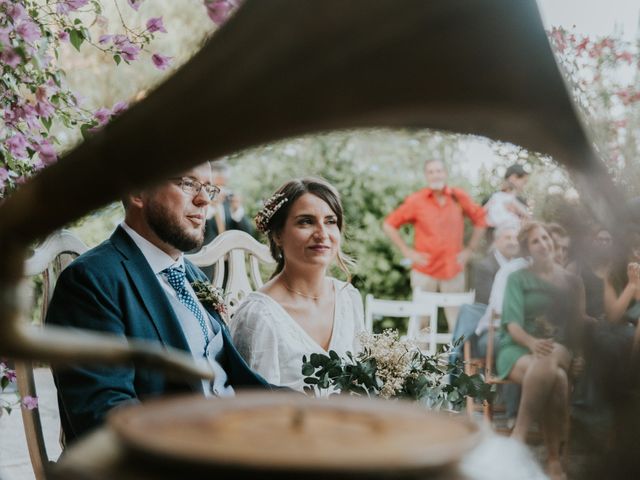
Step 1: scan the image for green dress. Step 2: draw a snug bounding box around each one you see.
[496,269,556,379]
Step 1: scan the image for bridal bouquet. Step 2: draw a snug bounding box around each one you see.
[301,330,492,410]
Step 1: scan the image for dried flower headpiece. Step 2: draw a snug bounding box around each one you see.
[255,192,288,233]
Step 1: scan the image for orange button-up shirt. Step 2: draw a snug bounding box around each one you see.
[385,186,487,280]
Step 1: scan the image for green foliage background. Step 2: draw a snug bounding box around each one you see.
[223,129,558,304]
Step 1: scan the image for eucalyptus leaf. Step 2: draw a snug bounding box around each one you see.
[301,363,315,376]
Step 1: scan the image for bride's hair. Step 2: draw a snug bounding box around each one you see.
[261,177,354,280]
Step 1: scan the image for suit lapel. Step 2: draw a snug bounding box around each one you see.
[111,228,190,352]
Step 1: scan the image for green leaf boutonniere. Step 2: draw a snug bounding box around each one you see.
[191,280,227,315]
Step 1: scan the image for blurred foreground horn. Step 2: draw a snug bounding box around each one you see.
[0,0,620,371]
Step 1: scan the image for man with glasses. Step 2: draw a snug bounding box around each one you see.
[46,163,269,444]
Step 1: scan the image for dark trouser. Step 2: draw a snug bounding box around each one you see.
[451,303,520,418]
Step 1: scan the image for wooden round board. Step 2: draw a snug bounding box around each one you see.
[108,392,481,476]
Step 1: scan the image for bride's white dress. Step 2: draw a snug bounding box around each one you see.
[230,278,365,391]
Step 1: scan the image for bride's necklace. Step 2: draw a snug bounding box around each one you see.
[281,276,323,300]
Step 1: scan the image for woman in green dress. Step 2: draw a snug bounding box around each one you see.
[497,221,585,480]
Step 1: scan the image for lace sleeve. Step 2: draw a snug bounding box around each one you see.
[230,297,281,385]
[344,283,366,353]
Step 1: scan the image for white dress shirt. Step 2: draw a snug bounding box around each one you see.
[120,222,234,397]
[475,257,530,336]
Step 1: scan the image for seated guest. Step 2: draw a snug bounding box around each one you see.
[231,178,365,391]
[451,223,520,359]
[570,226,615,410]
[473,223,521,305]
[497,221,586,480]
[547,222,571,269]
[604,237,640,325]
[573,226,612,321]
[47,163,270,443]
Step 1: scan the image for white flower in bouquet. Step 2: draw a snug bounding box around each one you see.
[301,329,493,410]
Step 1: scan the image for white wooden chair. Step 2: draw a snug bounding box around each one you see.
[364,295,425,333]
[15,230,88,480]
[186,230,275,324]
[407,290,476,354]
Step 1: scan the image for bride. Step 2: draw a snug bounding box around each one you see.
[231,177,365,391]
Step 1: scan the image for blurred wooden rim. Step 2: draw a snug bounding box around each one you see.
[108,392,483,474]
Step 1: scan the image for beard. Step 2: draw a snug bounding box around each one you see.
[145,199,204,252]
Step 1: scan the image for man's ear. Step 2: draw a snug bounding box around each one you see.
[127,192,144,209]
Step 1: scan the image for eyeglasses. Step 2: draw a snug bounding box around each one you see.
[171,177,220,201]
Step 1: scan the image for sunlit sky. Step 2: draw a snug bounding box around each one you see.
[459,1,640,184]
[538,0,640,40]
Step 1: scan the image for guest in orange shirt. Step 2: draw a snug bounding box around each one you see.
[383,159,487,331]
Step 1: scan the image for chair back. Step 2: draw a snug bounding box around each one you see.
[364,295,426,333]
[186,230,275,324]
[15,230,88,480]
[408,290,476,354]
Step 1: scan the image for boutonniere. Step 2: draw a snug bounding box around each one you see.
[191,280,227,315]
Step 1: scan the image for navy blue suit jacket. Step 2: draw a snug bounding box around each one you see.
[47,227,268,443]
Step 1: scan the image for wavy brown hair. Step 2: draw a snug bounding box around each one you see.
[261,177,353,280]
[517,221,551,256]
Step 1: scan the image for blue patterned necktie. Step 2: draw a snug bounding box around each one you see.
[162,266,209,347]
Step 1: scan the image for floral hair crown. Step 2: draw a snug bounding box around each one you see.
[255,192,288,233]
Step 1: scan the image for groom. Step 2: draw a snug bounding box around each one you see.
[47,162,268,443]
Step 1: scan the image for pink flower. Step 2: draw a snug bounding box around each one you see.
[35,88,55,118]
[616,51,633,64]
[35,101,55,119]
[151,53,172,70]
[5,102,38,129]
[1,48,21,68]
[22,104,40,130]
[0,26,11,48]
[600,38,614,49]
[146,17,166,34]
[98,34,113,45]
[114,35,140,61]
[127,0,144,11]
[6,134,28,159]
[575,38,589,55]
[111,101,128,116]
[204,0,236,25]
[16,20,41,44]
[1,365,17,383]
[36,140,57,165]
[6,3,27,21]
[21,396,38,410]
[94,107,111,125]
[57,0,89,14]
[0,168,9,183]
[58,30,70,42]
